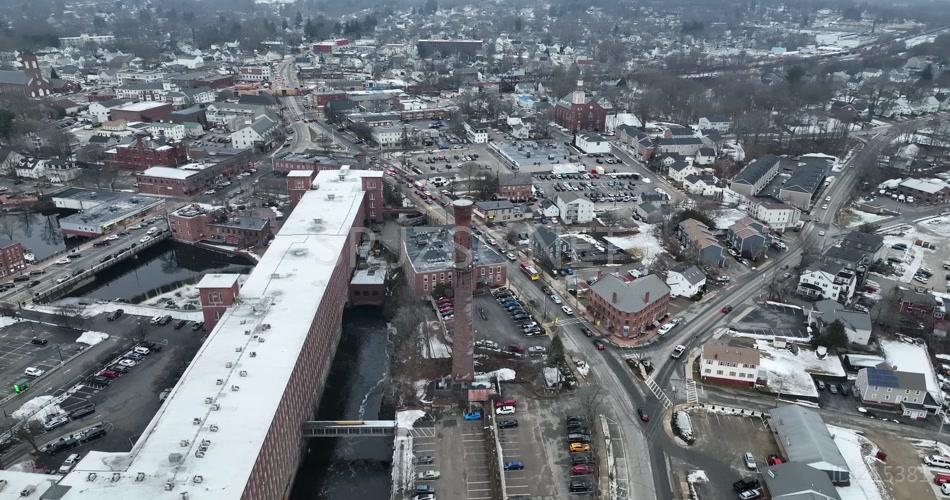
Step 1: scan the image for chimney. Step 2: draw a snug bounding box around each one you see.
[451,199,475,383]
[612,292,618,304]
[643,291,650,304]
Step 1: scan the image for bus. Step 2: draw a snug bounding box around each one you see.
[520,263,540,281]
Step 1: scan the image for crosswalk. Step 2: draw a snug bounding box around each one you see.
[685,378,699,405]
[645,376,673,408]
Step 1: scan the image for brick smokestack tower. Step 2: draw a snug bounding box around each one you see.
[451,199,475,382]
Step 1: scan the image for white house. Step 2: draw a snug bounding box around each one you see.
[238,65,271,81]
[87,99,129,123]
[574,133,611,154]
[146,122,186,141]
[14,158,82,182]
[666,265,706,298]
[539,199,560,218]
[749,199,801,232]
[682,174,720,197]
[700,336,760,387]
[371,126,404,148]
[556,192,594,224]
[229,115,278,149]
[697,116,732,133]
[695,147,717,165]
[797,263,857,303]
[464,121,489,144]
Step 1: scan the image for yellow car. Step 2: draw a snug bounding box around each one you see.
[569,442,590,453]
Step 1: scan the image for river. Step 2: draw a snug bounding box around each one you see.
[0,212,78,260]
[68,241,254,302]
[290,306,393,500]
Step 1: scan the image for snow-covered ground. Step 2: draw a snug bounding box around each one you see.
[11,395,63,423]
[476,368,516,383]
[847,209,891,228]
[827,425,886,500]
[881,339,942,405]
[0,315,20,329]
[879,228,926,283]
[421,322,451,359]
[711,208,747,230]
[28,302,203,322]
[76,331,109,346]
[756,340,845,398]
[142,284,202,310]
[603,224,665,266]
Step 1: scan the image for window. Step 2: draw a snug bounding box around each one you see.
[716,370,723,375]
[729,372,735,377]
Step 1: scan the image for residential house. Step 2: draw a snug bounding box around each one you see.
[700,336,759,386]
[726,217,770,260]
[617,125,654,162]
[762,463,842,500]
[14,158,82,182]
[778,157,829,210]
[662,154,695,184]
[556,192,595,224]
[464,121,489,143]
[899,289,940,319]
[797,261,857,303]
[666,265,706,298]
[634,201,668,224]
[87,98,131,123]
[808,299,872,345]
[682,173,720,197]
[473,200,521,224]
[0,148,24,175]
[854,367,929,419]
[574,133,610,154]
[694,147,717,165]
[146,122,186,141]
[769,405,850,485]
[539,199,559,219]
[588,274,671,339]
[230,115,279,150]
[730,155,782,198]
[698,116,732,133]
[678,218,726,267]
[748,198,801,232]
[371,126,406,148]
[655,137,703,156]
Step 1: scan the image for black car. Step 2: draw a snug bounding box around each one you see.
[733,477,760,492]
[498,419,518,429]
[570,453,594,465]
[413,455,434,465]
[30,337,48,346]
[191,321,204,331]
[69,404,96,419]
[13,275,30,282]
[569,479,592,493]
[80,426,106,442]
[107,309,124,321]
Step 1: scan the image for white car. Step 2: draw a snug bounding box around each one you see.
[743,452,757,469]
[24,367,45,377]
[56,274,71,284]
[561,305,574,315]
[415,470,441,481]
[818,230,826,236]
[204,190,216,195]
[551,295,562,304]
[140,235,152,243]
[495,405,516,415]
[506,252,517,261]
[54,258,70,265]
[657,323,675,336]
[670,345,686,359]
[118,359,137,367]
[147,227,159,235]
[105,234,119,241]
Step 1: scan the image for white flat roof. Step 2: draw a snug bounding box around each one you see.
[54,169,372,499]
[286,170,313,177]
[116,101,168,112]
[196,273,240,289]
[140,167,201,180]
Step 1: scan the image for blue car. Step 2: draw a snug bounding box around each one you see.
[464,410,482,421]
[504,460,524,471]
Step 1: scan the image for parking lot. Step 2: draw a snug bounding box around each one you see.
[496,398,558,498]
[474,290,550,353]
[412,414,495,500]
[0,320,86,394]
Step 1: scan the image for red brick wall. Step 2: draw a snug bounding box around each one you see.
[361,177,383,224]
[498,184,531,201]
[199,281,239,330]
[0,243,26,278]
[108,140,188,171]
[169,213,211,242]
[589,292,670,339]
[405,262,507,296]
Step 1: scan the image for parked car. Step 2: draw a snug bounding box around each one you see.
[571,464,594,476]
[670,345,686,359]
[733,477,760,492]
[107,309,124,321]
[415,470,440,480]
[24,367,45,377]
[174,319,188,330]
[766,454,784,466]
[497,419,518,429]
[743,452,757,469]
[738,489,762,500]
[503,460,524,471]
[413,456,434,465]
[463,410,482,421]
[30,337,48,346]
[721,305,733,313]
[495,406,516,415]
[637,408,649,423]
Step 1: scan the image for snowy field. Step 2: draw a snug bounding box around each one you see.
[604,224,665,266]
[711,208,747,230]
[827,425,886,500]
[420,322,451,359]
[846,209,891,228]
[755,340,845,398]
[142,283,202,310]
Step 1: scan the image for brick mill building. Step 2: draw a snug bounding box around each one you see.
[402,225,507,296]
[0,240,27,278]
[168,204,273,248]
[11,168,384,499]
[107,135,189,171]
[588,274,671,340]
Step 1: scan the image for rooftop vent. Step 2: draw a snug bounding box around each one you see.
[239,370,247,377]
[326,193,335,200]
[225,362,233,368]
[192,417,202,425]
[204,397,213,404]
[193,475,203,484]
[164,482,174,491]
[87,473,97,482]
[216,378,224,385]
[210,424,219,432]
[135,473,145,482]
[231,385,240,392]
[235,346,243,352]
[195,450,205,458]
[249,351,257,357]
[111,473,121,482]
[210,403,220,411]
[168,453,184,464]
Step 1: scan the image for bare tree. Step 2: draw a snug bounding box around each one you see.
[15,420,45,454]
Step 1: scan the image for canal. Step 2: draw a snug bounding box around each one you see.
[68,241,254,302]
[0,212,78,260]
[290,306,393,500]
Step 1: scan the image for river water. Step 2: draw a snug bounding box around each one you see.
[68,241,253,302]
[290,306,393,500]
[0,212,77,260]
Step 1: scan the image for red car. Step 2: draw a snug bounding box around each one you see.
[766,454,784,466]
[494,399,518,408]
[99,369,120,379]
[571,464,593,476]
[508,345,525,354]
[721,305,733,314]
[637,408,649,423]
[581,327,594,338]
[437,297,452,304]
[593,340,606,351]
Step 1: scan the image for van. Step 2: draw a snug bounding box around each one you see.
[934,472,950,485]
[58,453,81,474]
[925,455,950,469]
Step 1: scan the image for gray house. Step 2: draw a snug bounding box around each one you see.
[763,462,841,500]
[769,405,850,485]
[727,217,770,261]
[854,367,929,419]
[634,201,668,224]
[730,155,782,198]
[678,218,726,268]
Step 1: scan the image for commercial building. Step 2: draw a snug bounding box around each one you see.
[574,133,611,154]
[168,205,272,248]
[272,152,341,174]
[12,168,381,499]
[700,336,760,386]
[588,274,671,339]
[110,101,173,123]
[106,135,189,171]
[473,200,521,224]
[136,163,218,197]
[769,405,850,485]
[464,121,489,143]
[854,367,929,419]
[238,66,272,82]
[655,137,704,156]
[617,125,655,162]
[496,173,533,201]
[898,178,950,204]
[402,225,507,295]
[52,188,165,237]
[230,115,279,150]
[0,240,27,278]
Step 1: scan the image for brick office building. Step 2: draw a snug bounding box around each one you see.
[286,167,383,224]
[106,135,189,171]
[0,240,27,278]
[136,164,216,196]
[272,152,341,174]
[588,274,671,340]
[497,173,533,201]
[169,204,273,248]
[197,273,240,330]
[554,90,608,132]
[402,225,507,295]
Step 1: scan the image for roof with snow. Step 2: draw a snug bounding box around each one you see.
[770,405,850,484]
